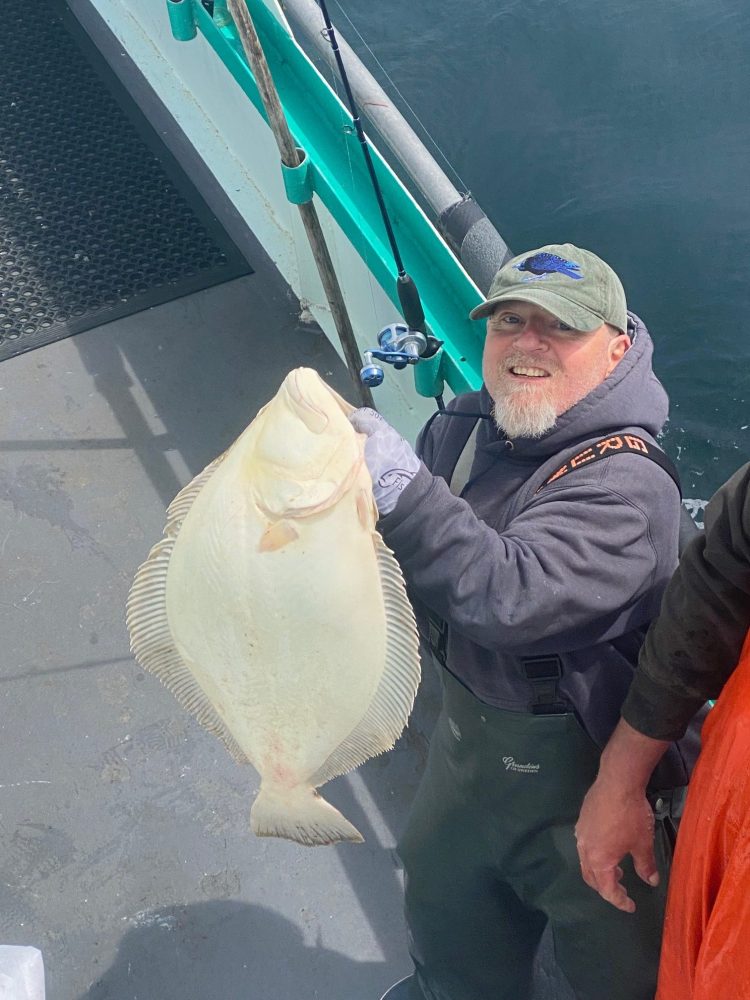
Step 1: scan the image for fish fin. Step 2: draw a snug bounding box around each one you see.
[164,450,228,538]
[308,533,420,787]
[126,538,250,767]
[251,784,363,846]
[258,519,299,552]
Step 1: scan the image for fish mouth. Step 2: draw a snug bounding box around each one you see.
[286,369,330,434]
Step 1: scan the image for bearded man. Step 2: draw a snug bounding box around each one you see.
[351,244,703,1000]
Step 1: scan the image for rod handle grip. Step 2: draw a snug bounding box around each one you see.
[397,274,425,333]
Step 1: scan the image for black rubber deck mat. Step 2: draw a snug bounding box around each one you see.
[0,0,252,363]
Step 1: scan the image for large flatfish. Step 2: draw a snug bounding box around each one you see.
[126,367,420,846]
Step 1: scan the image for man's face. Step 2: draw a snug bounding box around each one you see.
[482,300,630,439]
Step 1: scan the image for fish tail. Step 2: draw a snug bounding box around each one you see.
[250,785,364,847]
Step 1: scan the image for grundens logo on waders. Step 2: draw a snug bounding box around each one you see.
[502,756,541,774]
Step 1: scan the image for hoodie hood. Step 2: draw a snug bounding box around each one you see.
[477,312,669,459]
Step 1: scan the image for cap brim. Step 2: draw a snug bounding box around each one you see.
[469,289,604,332]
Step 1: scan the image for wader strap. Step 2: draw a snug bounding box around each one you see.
[449,419,481,496]
[423,418,481,667]
[521,654,569,714]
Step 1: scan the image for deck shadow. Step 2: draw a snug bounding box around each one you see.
[81,901,386,1000]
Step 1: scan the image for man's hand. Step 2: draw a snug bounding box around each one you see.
[574,717,669,912]
[349,408,420,516]
[575,776,659,913]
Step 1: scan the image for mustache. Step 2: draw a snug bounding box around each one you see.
[501,352,560,375]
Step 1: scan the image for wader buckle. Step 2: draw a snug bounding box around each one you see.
[522,655,569,715]
[426,612,448,668]
[648,786,687,822]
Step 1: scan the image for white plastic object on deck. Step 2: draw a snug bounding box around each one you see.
[0,947,45,1000]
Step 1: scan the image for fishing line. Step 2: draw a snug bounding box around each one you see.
[329,0,469,195]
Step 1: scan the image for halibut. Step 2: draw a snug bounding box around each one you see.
[126,368,420,846]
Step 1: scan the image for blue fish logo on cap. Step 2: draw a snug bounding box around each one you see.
[514,252,583,281]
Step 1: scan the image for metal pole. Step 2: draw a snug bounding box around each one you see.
[227,0,374,408]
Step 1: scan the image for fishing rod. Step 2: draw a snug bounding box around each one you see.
[316,0,445,407]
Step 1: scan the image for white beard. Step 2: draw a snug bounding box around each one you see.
[491,386,558,439]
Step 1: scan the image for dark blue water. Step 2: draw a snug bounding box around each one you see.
[333,0,750,502]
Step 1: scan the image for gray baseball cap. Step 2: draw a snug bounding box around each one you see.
[469,243,628,334]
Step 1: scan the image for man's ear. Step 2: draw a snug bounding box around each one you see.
[606,334,631,375]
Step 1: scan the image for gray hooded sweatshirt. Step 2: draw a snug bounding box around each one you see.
[380,314,700,787]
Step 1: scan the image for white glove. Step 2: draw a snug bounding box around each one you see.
[349,408,420,516]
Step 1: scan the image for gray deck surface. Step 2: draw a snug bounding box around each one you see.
[0,258,567,999]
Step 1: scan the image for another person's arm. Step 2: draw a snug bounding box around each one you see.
[575,462,750,911]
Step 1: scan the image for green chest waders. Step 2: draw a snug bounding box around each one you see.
[396,672,672,1000]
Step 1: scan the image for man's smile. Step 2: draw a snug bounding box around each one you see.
[508,365,550,379]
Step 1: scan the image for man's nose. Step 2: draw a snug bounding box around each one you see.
[513,323,548,351]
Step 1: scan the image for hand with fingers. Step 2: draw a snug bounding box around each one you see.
[574,773,660,913]
[349,408,421,516]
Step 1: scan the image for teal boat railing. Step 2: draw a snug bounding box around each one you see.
[166,0,485,398]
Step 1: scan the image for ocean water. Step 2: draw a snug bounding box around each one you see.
[325,0,750,502]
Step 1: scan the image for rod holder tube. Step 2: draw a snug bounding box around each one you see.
[166,0,197,41]
[281,147,314,204]
[413,348,445,400]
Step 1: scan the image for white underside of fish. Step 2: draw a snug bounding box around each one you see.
[126,369,420,846]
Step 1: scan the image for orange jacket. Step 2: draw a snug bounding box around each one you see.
[657,629,750,1000]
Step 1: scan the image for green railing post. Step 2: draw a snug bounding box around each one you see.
[166,0,197,42]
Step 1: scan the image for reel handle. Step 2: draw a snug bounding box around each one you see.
[358,323,432,387]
